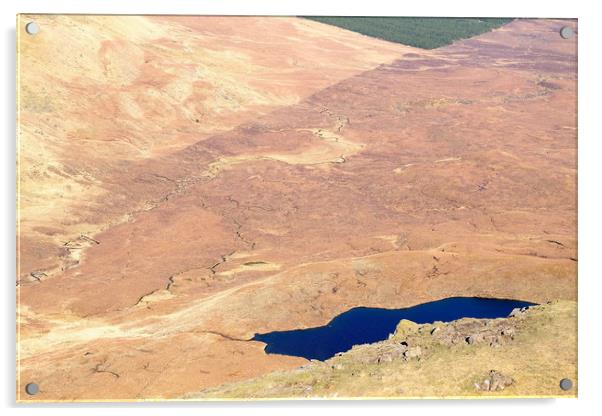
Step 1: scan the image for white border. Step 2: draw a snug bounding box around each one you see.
[1,0,588,17]
[2,1,601,415]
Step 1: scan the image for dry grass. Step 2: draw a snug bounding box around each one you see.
[191,300,577,399]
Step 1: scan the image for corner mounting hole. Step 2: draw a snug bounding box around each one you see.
[25,21,40,35]
[25,382,39,395]
[559,378,573,391]
[559,26,573,39]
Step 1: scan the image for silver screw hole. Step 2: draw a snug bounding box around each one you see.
[25,21,40,36]
[560,26,573,39]
[25,382,39,395]
[559,378,573,391]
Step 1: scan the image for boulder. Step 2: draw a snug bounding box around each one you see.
[394,319,420,339]
[403,346,422,359]
[475,370,514,391]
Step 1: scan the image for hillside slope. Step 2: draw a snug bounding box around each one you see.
[305,17,512,49]
[17,17,576,401]
[194,301,577,399]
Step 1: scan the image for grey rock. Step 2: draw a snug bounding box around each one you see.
[403,346,422,359]
[475,370,514,391]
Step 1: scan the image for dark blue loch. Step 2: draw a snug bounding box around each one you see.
[252,297,535,361]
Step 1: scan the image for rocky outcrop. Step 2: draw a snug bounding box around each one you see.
[192,300,577,399]
[422,316,518,347]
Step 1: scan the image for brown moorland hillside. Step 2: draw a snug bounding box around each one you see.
[17,16,576,401]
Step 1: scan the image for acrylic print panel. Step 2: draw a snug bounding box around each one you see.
[16,15,577,401]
